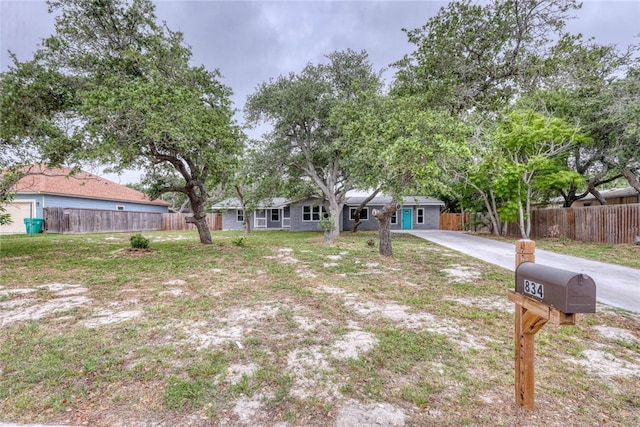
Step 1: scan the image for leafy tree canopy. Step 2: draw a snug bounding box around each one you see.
[0,0,244,243]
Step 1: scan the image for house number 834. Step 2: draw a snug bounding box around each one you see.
[523,279,544,300]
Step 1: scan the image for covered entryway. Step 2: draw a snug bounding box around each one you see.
[401,208,412,230]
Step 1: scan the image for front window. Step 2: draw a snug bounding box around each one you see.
[417,208,424,224]
[237,209,244,222]
[303,205,326,221]
[390,211,397,225]
[349,207,368,220]
[271,209,280,221]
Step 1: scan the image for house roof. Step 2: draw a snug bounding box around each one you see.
[213,195,444,209]
[580,187,639,200]
[10,165,169,206]
[212,197,291,210]
[345,196,444,207]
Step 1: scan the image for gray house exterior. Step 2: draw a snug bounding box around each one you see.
[342,196,443,231]
[213,195,444,232]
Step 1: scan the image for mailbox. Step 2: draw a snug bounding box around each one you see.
[515,262,596,314]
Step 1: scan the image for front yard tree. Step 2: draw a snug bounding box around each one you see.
[531,38,639,206]
[393,0,581,112]
[0,0,243,244]
[390,0,589,228]
[245,49,382,243]
[491,109,587,238]
[339,94,470,255]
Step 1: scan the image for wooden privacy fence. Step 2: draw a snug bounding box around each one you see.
[440,213,469,231]
[44,207,162,233]
[43,208,221,233]
[507,204,640,244]
[161,213,221,231]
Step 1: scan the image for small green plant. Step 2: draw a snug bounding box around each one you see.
[130,233,150,249]
[232,236,246,247]
[319,215,335,233]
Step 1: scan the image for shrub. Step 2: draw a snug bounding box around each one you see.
[130,233,150,249]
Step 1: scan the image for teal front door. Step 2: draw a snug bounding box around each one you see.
[401,208,412,230]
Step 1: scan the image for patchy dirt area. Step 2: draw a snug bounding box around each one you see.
[0,284,90,327]
[1,234,639,427]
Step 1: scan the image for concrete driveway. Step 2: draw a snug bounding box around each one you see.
[399,230,640,314]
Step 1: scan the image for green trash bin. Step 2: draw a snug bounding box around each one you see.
[24,218,44,234]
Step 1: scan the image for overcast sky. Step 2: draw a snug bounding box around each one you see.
[1,0,639,183]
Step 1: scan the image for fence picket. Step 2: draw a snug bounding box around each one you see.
[507,205,640,244]
[43,208,221,233]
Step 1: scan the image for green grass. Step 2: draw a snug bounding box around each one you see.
[0,230,639,425]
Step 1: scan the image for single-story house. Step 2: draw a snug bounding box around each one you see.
[1,165,169,234]
[212,195,444,232]
[571,187,640,207]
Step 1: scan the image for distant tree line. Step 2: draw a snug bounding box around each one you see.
[1,0,638,251]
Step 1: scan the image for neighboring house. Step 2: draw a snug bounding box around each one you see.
[571,187,640,207]
[1,165,169,234]
[212,195,444,232]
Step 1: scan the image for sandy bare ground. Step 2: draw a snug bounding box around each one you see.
[1,243,639,426]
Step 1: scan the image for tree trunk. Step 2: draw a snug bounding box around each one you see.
[373,201,399,256]
[488,188,502,236]
[517,200,528,239]
[352,188,380,232]
[622,167,640,193]
[186,193,213,244]
[234,185,251,234]
[468,181,501,235]
[243,208,251,234]
[323,200,342,243]
[186,212,212,244]
[588,183,607,205]
[525,186,532,238]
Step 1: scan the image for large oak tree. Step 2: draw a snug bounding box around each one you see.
[245,49,382,243]
[0,0,243,244]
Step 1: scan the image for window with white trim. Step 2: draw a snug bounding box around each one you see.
[237,209,244,222]
[302,205,326,221]
[349,207,368,220]
[417,208,424,224]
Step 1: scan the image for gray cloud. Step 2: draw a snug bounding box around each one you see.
[3,1,637,112]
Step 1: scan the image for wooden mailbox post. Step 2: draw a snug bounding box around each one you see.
[508,239,596,410]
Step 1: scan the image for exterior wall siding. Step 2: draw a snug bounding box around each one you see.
[342,205,383,231]
[290,203,322,231]
[217,199,441,232]
[414,205,440,230]
[14,193,168,214]
[342,204,440,231]
[220,210,246,231]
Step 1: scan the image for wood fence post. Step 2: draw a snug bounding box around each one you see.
[514,239,538,410]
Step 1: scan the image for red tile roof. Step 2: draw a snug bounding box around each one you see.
[11,165,169,206]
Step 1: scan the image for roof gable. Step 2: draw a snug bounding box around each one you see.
[11,165,169,206]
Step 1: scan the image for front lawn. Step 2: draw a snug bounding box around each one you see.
[1,231,638,426]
